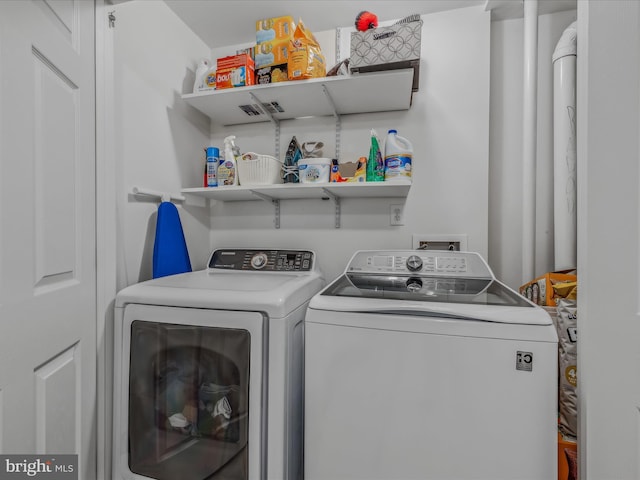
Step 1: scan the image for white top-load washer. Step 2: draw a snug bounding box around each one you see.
[304,250,558,480]
[112,248,324,480]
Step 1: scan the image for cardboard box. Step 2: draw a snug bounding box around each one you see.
[256,15,295,44]
[330,158,366,183]
[519,271,577,307]
[350,20,423,91]
[254,39,290,68]
[215,53,255,89]
[255,64,288,84]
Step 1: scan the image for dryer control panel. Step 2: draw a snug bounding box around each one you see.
[346,250,493,279]
[208,249,315,272]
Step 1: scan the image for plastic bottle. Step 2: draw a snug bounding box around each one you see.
[366,129,384,182]
[383,129,413,182]
[218,136,239,186]
[193,58,212,93]
[206,146,219,187]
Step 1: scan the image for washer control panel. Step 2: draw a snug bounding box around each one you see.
[208,249,314,272]
[346,250,493,279]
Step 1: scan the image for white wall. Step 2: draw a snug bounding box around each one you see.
[206,6,491,282]
[113,0,212,288]
[111,2,577,288]
[489,9,577,289]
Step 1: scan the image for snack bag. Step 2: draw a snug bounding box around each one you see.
[288,19,326,80]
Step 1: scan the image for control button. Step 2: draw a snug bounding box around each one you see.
[406,277,423,292]
[406,255,423,272]
[250,252,269,270]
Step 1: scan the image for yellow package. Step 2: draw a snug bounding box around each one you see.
[288,19,326,80]
[254,39,290,68]
[256,16,295,44]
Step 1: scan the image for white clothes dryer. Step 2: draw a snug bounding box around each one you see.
[112,248,324,480]
[305,250,558,480]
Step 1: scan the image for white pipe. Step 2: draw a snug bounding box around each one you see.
[552,21,577,270]
[522,0,538,284]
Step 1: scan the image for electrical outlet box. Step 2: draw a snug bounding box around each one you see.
[412,234,468,251]
[390,204,404,226]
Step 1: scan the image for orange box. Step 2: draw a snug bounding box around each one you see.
[254,39,290,68]
[558,432,578,480]
[215,54,255,89]
[256,15,295,44]
[519,271,577,307]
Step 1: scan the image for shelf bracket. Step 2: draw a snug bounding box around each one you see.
[321,84,341,161]
[250,190,281,229]
[321,188,341,229]
[250,92,280,158]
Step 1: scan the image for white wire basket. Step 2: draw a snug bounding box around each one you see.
[237,152,284,186]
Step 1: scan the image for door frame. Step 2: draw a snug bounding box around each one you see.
[95,1,117,479]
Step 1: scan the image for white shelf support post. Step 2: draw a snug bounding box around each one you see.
[250,190,281,229]
[250,92,281,158]
[321,188,341,229]
[321,84,341,160]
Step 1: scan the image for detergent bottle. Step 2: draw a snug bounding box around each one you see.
[383,129,413,182]
[218,136,239,186]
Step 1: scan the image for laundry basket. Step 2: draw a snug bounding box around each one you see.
[237,152,284,186]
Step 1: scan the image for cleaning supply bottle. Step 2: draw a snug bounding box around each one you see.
[218,136,239,186]
[206,146,219,187]
[366,129,384,182]
[193,58,212,93]
[384,129,413,182]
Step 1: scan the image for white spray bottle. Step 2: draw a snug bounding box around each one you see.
[218,135,239,186]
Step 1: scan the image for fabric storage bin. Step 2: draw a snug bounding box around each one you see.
[350,20,423,91]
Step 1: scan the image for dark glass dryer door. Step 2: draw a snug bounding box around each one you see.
[118,304,265,480]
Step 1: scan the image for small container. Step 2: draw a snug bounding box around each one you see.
[298,158,331,183]
[206,147,220,187]
[237,152,284,186]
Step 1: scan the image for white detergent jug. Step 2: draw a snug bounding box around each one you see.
[384,129,413,182]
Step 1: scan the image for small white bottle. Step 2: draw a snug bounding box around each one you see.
[384,129,413,183]
[218,136,239,186]
[193,59,212,93]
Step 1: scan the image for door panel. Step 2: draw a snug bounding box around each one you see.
[35,344,80,454]
[33,46,78,289]
[0,2,96,479]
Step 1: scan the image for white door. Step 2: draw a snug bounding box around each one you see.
[577,1,640,478]
[0,1,96,478]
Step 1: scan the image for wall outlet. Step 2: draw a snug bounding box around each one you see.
[412,234,468,251]
[390,204,405,226]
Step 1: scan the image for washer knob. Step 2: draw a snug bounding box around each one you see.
[406,255,423,272]
[250,252,268,270]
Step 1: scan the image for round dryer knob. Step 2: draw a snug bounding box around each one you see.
[406,255,423,272]
[250,252,268,270]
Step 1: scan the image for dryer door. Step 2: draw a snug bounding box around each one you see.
[114,304,265,480]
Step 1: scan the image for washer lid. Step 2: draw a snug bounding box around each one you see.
[309,275,550,326]
[322,273,530,307]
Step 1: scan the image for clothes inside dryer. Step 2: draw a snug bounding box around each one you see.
[128,321,250,480]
